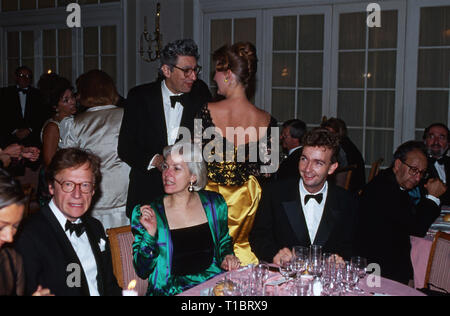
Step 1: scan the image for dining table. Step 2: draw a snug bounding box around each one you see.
[179,267,425,296]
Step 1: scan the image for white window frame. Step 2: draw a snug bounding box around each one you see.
[0,1,124,94]
[403,0,450,141]
[263,5,332,123]
[330,0,407,155]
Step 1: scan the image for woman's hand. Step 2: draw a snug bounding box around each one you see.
[221,255,241,271]
[22,147,40,162]
[0,153,11,167]
[3,144,23,158]
[32,285,54,296]
[139,205,158,237]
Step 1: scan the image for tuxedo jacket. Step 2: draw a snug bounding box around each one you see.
[356,168,441,285]
[14,206,121,296]
[249,177,358,263]
[118,79,211,217]
[426,155,450,206]
[276,147,302,181]
[0,86,47,147]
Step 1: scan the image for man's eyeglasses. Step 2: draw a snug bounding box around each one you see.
[18,73,31,79]
[171,65,202,77]
[400,160,428,178]
[55,179,94,194]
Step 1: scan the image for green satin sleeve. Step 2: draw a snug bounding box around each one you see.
[130,204,160,280]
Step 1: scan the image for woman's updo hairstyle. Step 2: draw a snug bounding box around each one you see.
[213,42,257,93]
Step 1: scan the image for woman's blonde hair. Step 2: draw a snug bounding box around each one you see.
[163,142,207,191]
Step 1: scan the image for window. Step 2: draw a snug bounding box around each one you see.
[414,5,450,139]
[1,0,120,11]
[1,0,122,92]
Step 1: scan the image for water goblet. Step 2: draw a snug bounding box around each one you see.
[350,256,367,294]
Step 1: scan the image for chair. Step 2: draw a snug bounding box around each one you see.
[334,164,356,191]
[368,158,384,182]
[424,232,450,293]
[21,184,34,219]
[106,225,148,296]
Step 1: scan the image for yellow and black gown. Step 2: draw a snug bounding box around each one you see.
[198,104,278,266]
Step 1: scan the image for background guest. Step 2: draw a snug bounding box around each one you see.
[37,74,77,206]
[356,141,444,285]
[132,142,239,296]
[59,70,130,230]
[0,66,47,148]
[118,38,212,219]
[0,168,52,296]
[423,122,450,206]
[277,119,306,180]
[322,117,366,193]
[15,148,121,296]
[197,42,278,266]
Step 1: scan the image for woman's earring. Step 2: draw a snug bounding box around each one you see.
[224,78,229,83]
[188,181,194,192]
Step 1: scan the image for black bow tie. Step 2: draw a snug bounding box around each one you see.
[430,156,445,165]
[17,88,29,94]
[65,220,86,237]
[170,95,184,108]
[304,193,323,205]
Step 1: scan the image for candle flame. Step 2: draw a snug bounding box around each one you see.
[47,69,52,74]
[128,280,137,290]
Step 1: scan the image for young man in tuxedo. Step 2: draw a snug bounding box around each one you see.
[118,39,212,218]
[250,128,358,264]
[423,123,450,205]
[276,119,306,180]
[15,148,121,296]
[356,141,444,285]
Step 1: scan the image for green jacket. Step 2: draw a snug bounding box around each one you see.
[131,190,234,296]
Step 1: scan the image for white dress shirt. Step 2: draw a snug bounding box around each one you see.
[48,199,100,296]
[299,179,328,244]
[288,146,302,156]
[147,80,184,170]
[18,89,27,117]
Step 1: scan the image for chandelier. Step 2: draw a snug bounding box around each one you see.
[139,2,163,63]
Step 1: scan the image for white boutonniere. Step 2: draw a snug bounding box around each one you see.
[98,238,106,252]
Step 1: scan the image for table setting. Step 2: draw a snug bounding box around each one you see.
[180,245,425,296]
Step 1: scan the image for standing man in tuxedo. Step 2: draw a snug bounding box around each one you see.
[276,119,306,180]
[250,128,358,264]
[118,39,211,218]
[0,66,47,147]
[423,123,450,205]
[15,148,121,296]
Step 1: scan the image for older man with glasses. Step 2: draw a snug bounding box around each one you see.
[356,140,445,286]
[118,39,212,218]
[15,148,121,296]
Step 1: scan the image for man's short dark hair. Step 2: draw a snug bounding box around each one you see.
[159,39,200,76]
[46,148,102,186]
[422,123,450,142]
[392,141,427,166]
[302,128,340,163]
[282,119,307,141]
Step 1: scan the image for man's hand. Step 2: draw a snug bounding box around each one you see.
[424,178,447,198]
[151,154,164,172]
[273,247,293,265]
[15,128,31,140]
[22,147,40,162]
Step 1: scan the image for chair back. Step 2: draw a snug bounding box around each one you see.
[107,225,147,296]
[424,232,450,293]
[21,184,34,219]
[368,158,384,182]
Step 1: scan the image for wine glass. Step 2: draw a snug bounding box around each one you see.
[279,257,295,281]
[350,256,367,294]
[292,246,308,277]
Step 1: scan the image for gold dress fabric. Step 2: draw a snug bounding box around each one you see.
[198,105,278,266]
